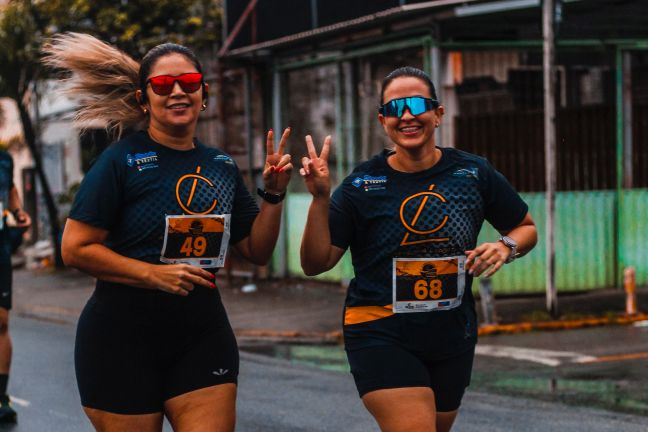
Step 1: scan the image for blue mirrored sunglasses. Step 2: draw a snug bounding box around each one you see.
[379,96,440,117]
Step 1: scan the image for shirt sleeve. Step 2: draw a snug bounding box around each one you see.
[68,148,123,231]
[229,172,259,245]
[329,184,354,250]
[482,160,528,232]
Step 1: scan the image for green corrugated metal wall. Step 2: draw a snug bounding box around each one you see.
[286,194,354,281]
[622,189,648,286]
[476,191,616,293]
[284,190,647,293]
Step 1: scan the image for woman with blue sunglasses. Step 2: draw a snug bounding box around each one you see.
[300,66,537,432]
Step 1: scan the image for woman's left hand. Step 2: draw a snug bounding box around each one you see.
[263,128,293,194]
[465,241,511,278]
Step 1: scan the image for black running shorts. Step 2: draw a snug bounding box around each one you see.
[75,282,239,414]
[346,344,475,412]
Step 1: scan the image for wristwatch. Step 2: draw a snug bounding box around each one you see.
[498,236,518,263]
[257,188,285,204]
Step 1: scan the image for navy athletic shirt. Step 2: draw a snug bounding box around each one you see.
[70,131,259,265]
[330,147,528,355]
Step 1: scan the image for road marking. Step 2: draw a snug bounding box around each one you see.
[575,351,648,364]
[476,345,596,367]
[10,396,30,407]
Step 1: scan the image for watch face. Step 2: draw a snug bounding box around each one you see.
[501,236,517,248]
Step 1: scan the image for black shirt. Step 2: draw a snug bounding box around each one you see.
[330,147,528,353]
[70,131,259,264]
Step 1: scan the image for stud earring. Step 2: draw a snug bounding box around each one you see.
[201,103,207,111]
[142,107,148,114]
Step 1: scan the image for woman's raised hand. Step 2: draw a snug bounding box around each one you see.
[263,128,293,194]
[300,135,332,198]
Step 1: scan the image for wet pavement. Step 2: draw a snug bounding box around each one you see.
[10,267,648,419]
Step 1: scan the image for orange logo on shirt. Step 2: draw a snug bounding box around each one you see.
[175,166,218,215]
[399,184,449,246]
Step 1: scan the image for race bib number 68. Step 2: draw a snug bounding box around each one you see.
[392,256,465,313]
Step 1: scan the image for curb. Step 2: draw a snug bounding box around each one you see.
[235,313,648,344]
[235,329,343,344]
[478,313,648,336]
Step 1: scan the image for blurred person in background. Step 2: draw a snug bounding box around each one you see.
[0,147,31,423]
[43,33,292,432]
[300,66,537,432]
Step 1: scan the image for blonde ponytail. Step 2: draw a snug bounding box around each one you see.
[41,32,145,138]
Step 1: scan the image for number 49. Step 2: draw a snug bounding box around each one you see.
[414,279,443,300]
[180,236,207,257]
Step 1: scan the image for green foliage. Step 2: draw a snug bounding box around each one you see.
[0,0,223,100]
[34,0,223,58]
[0,1,41,99]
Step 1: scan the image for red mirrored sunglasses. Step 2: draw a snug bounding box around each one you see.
[146,73,204,96]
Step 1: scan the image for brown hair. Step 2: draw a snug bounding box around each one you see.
[42,33,143,138]
[42,33,205,139]
[380,66,438,105]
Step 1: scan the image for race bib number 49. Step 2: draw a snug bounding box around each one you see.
[160,214,231,268]
[392,256,465,313]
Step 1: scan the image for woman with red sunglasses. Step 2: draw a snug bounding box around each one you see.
[43,33,292,431]
[300,66,537,432]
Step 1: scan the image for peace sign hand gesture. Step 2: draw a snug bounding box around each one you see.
[263,128,293,194]
[300,135,332,198]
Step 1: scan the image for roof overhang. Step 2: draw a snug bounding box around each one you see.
[220,0,492,59]
[219,0,648,63]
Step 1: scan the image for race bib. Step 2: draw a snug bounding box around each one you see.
[392,256,465,313]
[160,214,231,268]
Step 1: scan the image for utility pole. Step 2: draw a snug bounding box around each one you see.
[543,0,558,317]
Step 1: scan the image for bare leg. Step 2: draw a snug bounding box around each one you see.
[437,410,459,432]
[362,387,437,432]
[83,407,163,432]
[164,383,237,432]
[0,308,12,375]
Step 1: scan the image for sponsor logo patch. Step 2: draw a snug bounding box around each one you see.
[213,155,234,165]
[452,168,478,179]
[127,151,159,171]
[351,175,387,191]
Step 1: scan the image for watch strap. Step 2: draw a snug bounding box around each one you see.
[257,188,285,204]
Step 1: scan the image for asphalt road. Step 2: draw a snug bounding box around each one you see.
[2,317,647,431]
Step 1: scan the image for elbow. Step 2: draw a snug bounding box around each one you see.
[300,261,325,277]
[249,256,270,267]
[242,248,272,266]
[61,234,85,269]
[302,267,319,277]
[300,250,330,277]
[61,244,78,269]
[531,231,539,248]
[527,225,539,250]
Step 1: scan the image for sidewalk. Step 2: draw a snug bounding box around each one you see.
[11,267,648,342]
[11,268,348,343]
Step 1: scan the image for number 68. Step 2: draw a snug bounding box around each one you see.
[414,279,443,300]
